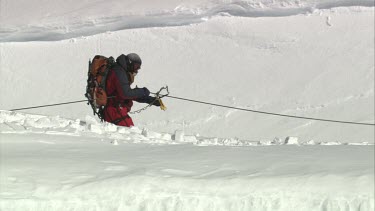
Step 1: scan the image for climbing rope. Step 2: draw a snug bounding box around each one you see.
[8,87,375,126]
[162,95,374,126]
[10,100,88,112]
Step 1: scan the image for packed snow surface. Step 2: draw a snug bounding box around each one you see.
[0,111,374,210]
[0,0,374,210]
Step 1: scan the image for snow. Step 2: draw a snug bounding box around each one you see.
[0,0,374,210]
[1,0,374,42]
[0,111,374,210]
[1,4,374,142]
[284,136,299,145]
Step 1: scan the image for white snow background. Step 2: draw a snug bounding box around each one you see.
[0,0,374,210]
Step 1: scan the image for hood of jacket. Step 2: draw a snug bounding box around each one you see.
[116,54,128,71]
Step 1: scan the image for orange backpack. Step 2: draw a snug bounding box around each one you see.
[85,55,114,121]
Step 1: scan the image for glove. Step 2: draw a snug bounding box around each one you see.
[150,97,166,110]
[152,98,161,106]
[143,87,150,96]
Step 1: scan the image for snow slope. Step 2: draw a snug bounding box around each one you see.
[1,2,374,142]
[0,111,374,210]
[0,0,374,42]
[0,1,374,210]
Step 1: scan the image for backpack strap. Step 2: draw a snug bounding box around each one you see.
[100,56,114,87]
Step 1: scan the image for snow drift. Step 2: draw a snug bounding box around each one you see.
[0,0,374,42]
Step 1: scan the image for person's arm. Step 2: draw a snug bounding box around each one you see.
[135,96,160,106]
[113,70,149,100]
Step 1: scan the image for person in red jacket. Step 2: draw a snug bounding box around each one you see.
[103,53,160,127]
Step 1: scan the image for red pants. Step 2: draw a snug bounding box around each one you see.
[103,106,134,127]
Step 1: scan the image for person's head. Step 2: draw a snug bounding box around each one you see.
[127,53,142,75]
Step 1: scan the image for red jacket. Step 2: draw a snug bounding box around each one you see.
[103,54,149,127]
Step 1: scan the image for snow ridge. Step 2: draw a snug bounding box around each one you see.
[0,0,374,42]
[1,110,374,211]
[1,111,371,146]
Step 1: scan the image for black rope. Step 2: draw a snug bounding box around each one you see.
[164,95,375,126]
[10,100,88,111]
[10,96,118,112]
[8,94,375,126]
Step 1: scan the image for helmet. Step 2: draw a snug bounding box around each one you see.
[127,53,142,65]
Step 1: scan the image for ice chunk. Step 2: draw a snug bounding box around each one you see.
[181,135,198,143]
[87,124,102,134]
[161,133,172,141]
[304,140,316,145]
[258,140,273,145]
[85,115,99,125]
[285,136,299,145]
[173,130,184,142]
[142,128,149,137]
